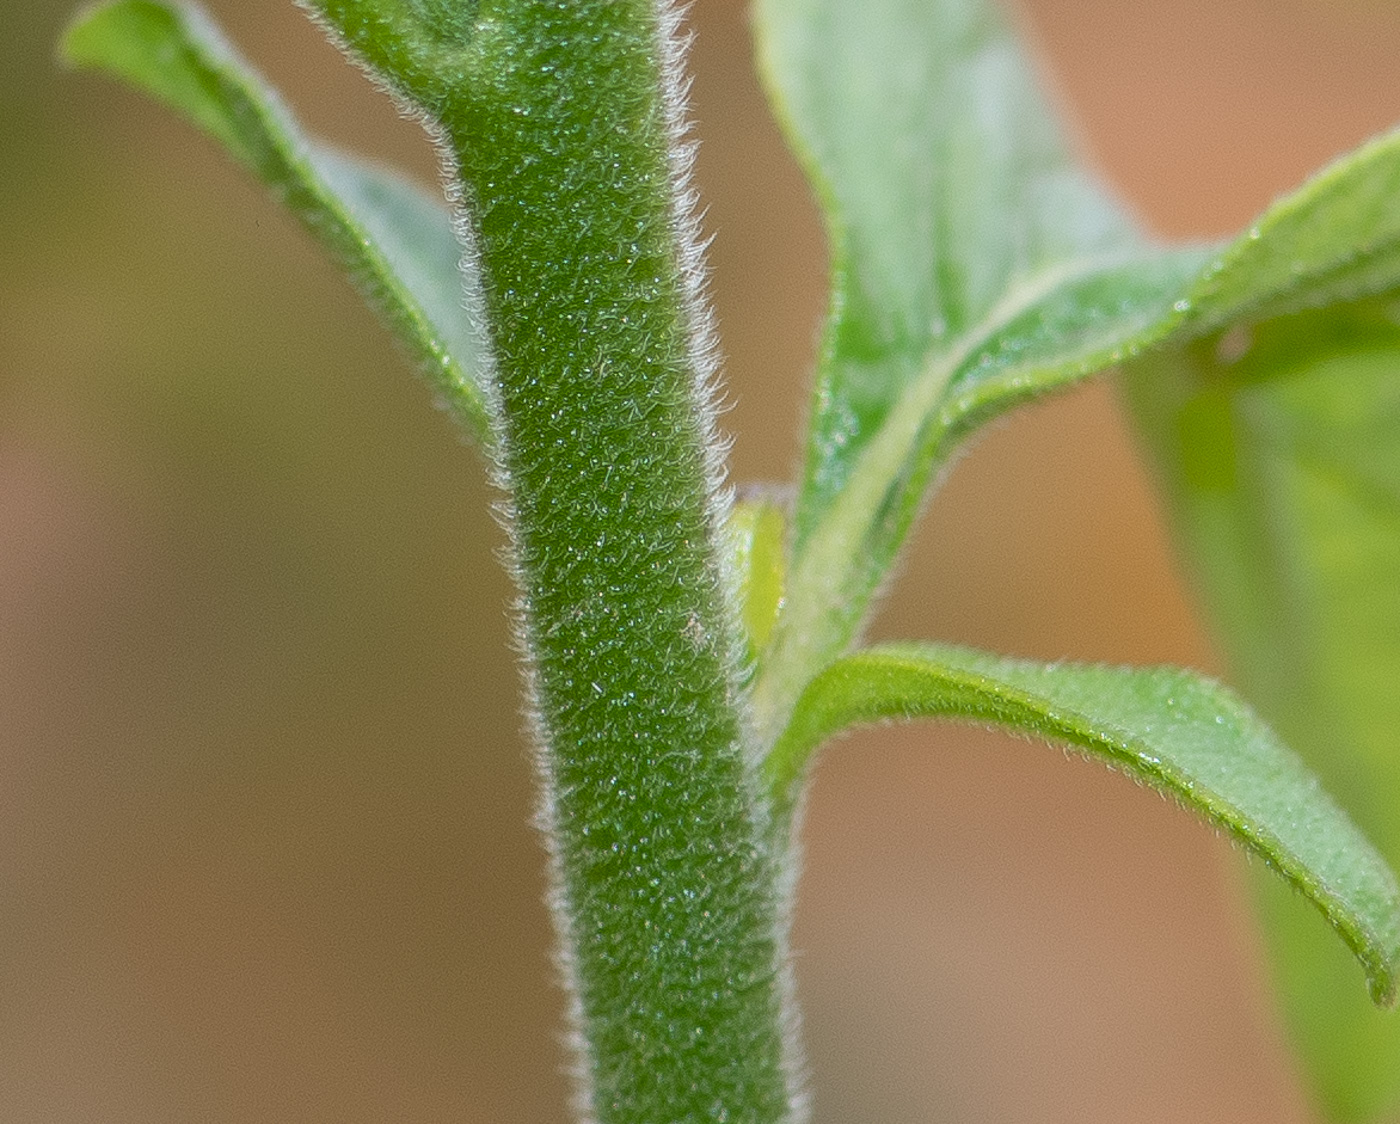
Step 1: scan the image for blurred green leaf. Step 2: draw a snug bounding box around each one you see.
[62,0,493,447]
[1125,301,1400,1121]
[767,642,1400,1010]
[1117,106,1400,1124]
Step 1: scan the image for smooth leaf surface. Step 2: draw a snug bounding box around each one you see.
[62,0,494,446]
[1125,303,1400,1121]
[767,642,1400,1010]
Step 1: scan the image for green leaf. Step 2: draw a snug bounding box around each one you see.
[749,0,1400,768]
[754,9,1400,1091]
[1124,302,1400,1121]
[748,0,1212,739]
[766,642,1400,1010]
[755,0,1139,544]
[756,0,1400,1102]
[61,0,494,447]
[1175,129,1400,336]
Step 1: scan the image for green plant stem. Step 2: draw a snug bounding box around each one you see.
[307,1,798,1120]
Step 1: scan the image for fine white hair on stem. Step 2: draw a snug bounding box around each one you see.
[301,2,800,1120]
[651,0,757,757]
[295,5,588,1115]
[652,4,810,1121]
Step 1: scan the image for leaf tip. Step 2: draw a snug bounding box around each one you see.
[1366,948,1400,1009]
[1339,887,1400,1008]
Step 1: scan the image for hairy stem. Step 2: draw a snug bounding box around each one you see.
[308,1,801,1120]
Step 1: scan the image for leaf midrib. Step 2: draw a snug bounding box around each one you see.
[756,248,1188,746]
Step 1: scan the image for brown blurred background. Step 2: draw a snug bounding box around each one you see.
[4,0,1400,1119]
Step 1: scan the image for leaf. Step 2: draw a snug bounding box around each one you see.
[1124,302,1400,1121]
[61,0,494,447]
[749,0,1400,766]
[1175,129,1400,336]
[766,642,1400,1010]
[748,0,1211,738]
[756,0,1400,1105]
[755,0,1135,541]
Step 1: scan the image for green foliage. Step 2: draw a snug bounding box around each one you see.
[767,643,1400,1007]
[62,0,493,446]
[748,0,1210,739]
[1127,306,1400,1119]
[60,0,1400,1121]
[754,4,1400,1108]
[748,0,1400,755]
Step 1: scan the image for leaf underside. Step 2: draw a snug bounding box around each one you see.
[61,0,494,448]
[769,643,1400,1009]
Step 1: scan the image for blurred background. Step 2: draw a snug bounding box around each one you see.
[4,0,1400,1119]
